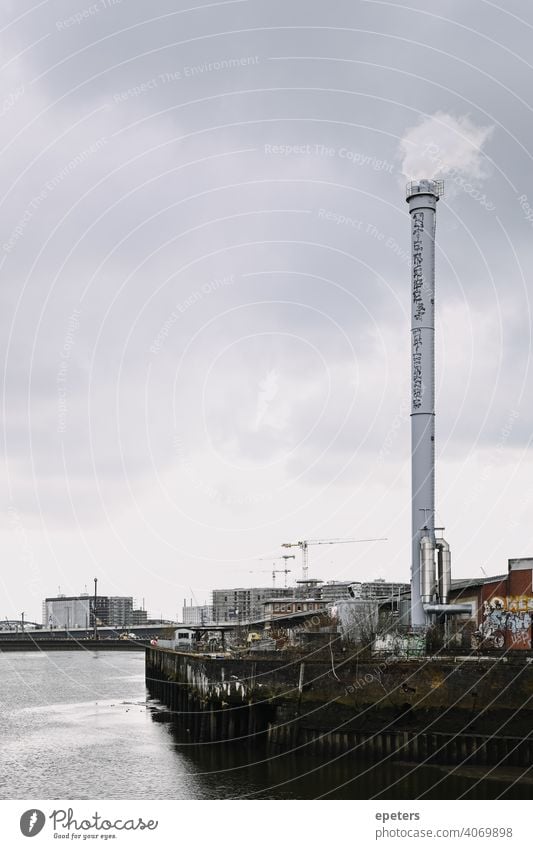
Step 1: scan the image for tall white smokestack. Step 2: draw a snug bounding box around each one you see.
[406,179,443,628]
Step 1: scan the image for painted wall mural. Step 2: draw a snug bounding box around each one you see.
[474,595,532,650]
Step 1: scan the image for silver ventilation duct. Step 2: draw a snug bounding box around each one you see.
[436,538,452,605]
[420,535,436,604]
[424,604,472,614]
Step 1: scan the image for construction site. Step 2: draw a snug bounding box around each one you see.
[146,180,533,766]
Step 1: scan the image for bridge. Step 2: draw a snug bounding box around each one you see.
[0,624,174,650]
[0,619,42,631]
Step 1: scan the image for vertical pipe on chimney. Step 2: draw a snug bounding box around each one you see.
[406,180,442,628]
[436,538,452,604]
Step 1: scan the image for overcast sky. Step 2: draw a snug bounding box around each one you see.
[1,0,533,622]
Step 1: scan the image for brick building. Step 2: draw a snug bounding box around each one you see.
[449,558,533,650]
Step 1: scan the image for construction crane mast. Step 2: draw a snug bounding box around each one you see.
[252,554,295,588]
[249,569,292,589]
[281,538,387,581]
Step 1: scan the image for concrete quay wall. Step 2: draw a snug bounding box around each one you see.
[145,647,533,765]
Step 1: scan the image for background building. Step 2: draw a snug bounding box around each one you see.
[263,598,325,621]
[182,603,214,625]
[107,596,134,627]
[210,581,410,624]
[42,595,92,629]
[296,579,410,604]
[212,587,292,623]
[131,608,148,626]
[318,581,361,604]
[359,580,410,601]
[42,594,135,629]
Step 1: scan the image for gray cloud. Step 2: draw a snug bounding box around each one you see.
[2,0,533,619]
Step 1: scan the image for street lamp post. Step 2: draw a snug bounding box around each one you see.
[93,578,98,641]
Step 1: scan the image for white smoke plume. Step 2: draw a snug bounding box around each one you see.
[400,112,494,181]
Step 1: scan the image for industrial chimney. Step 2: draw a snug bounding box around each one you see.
[405,180,472,629]
[406,179,444,627]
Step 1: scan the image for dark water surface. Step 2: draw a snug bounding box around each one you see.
[1,651,531,800]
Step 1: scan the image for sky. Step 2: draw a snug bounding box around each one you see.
[1,0,533,622]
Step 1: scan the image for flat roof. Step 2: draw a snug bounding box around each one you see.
[450,575,507,590]
[263,597,322,603]
[45,596,95,602]
[212,587,282,593]
[251,607,328,625]
[44,595,132,601]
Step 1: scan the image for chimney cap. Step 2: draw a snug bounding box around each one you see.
[406,179,444,200]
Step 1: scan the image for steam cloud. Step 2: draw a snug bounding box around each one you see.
[400,112,494,181]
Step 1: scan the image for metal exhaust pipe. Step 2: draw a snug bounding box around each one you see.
[420,535,436,604]
[424,603,472,614]
[436,538,452,604]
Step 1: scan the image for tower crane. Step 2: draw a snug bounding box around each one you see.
[281,537,387,581]
[251,554,295,588]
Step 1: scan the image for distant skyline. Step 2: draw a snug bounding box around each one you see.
[1,0,533,622]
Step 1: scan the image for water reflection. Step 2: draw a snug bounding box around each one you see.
[156,710,533,800]
[1,652,532,800]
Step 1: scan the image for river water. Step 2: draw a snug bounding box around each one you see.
[1,651,531,800]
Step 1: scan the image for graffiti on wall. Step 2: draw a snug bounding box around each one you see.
[412,211,425,322]
[474,595,532,650]
[412,327,423,410]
